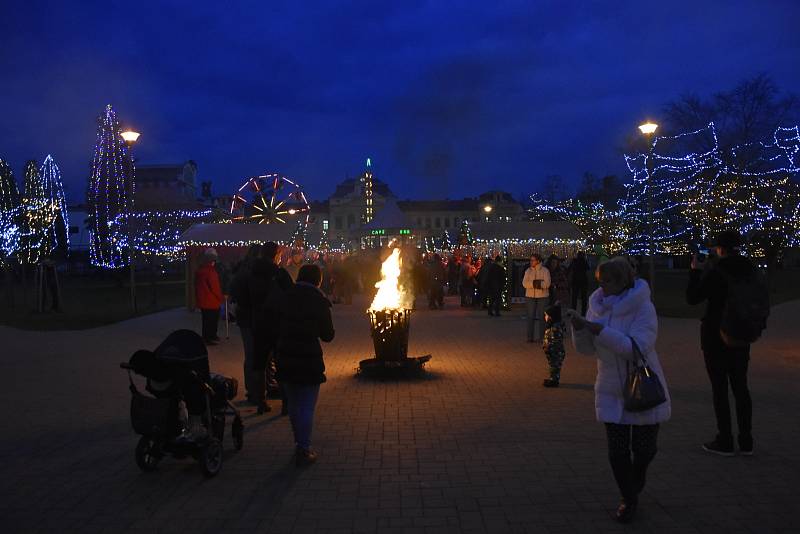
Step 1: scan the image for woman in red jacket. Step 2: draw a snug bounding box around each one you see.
[195,248,224,345]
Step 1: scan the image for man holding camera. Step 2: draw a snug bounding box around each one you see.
[687,230,766,457]
[523,253,551,342]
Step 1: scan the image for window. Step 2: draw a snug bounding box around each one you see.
[434,217,440,228]
[454,217,460,225]
[335,216,343,229]
[417,217,422,227]
[444,218,450,228]
[425,218,431,229]
[347,214,355,228]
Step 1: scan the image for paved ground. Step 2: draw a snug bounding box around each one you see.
[1,294,799,533]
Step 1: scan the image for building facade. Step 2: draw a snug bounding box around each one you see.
[304,166,526,247]
[135,161,200,211]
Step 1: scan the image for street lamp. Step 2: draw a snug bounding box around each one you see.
[121,129,140,312]
[638,121,658,303]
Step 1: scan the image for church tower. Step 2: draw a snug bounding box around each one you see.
[360,157,374,225]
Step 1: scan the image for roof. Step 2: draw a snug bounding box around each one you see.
[397,199,479,211]
[469,221,584,241]
[331,178,394,199]
[363,198,414,230]
[179,223,321,246]
[136,162,196,183]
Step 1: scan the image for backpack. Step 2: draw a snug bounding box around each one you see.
[719,269,770,347]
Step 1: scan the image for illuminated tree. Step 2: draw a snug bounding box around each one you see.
[0,158,19,212]
[87,104,134,268]
[38,155,70,255]
[457,219,473,246]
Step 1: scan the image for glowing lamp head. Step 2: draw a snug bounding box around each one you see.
[483,205,493,213]
[638,122,658,135]
[288,209,297,215]
[121,130,141,145]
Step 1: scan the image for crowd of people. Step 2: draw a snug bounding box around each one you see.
[191,230,766,523]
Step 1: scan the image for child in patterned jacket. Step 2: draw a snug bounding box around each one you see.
[542,304,566,387]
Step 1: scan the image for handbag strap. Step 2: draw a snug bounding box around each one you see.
[629,337,647,366]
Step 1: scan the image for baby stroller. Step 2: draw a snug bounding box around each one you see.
[120,329,244,477]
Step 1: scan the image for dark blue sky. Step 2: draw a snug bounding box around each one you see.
[1,1,799,204]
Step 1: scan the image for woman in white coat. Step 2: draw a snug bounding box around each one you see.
[571,257,670,523]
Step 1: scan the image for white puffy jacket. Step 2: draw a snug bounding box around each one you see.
[573,279,671,425]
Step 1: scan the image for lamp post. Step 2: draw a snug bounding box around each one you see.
[121,129,140,313]
[638,122,658,303]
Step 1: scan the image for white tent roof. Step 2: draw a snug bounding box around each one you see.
[179,223,320,246]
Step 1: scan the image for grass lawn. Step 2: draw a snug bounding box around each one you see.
[0,273,187,331]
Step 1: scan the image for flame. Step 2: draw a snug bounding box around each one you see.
[369,248,411,311]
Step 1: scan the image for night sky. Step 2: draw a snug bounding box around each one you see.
[2,1,799,204]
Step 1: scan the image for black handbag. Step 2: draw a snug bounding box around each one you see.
[623,338,667,412]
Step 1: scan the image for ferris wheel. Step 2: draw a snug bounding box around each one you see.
[229,173,311,224]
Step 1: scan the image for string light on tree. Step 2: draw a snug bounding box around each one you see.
[87,104,134,268]
[0,158,20,212]
[38,155,70,254]
[109,209,216,261]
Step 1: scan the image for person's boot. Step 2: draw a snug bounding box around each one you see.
[608,453,636,521]
[738,434,754,456]
[295,447,318,467]
[702,435,735,456]
[543,378,559,388]
[615,498,638,523]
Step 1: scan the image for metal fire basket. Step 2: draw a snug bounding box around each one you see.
[359,309,431,376]
[368,309,411,361]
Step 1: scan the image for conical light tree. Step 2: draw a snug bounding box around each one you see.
[39,155,70,254]
[0,158,20,212]
[87,104,134,268]
[457,219,473,246]
[20,159,59,264]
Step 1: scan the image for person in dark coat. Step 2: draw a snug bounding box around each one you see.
[248,242,294,414]
[427,254,446,309]
[475,257,492,309]
[195,248,224,344]
[447,255,459,295]
[276,264,335,466]
[569,251,590,315]
[487,255,506,316]
[686,230,759,456]
[229,244,262,404]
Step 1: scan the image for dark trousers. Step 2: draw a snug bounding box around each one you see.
[571,283,588,315]
[606,423,660,504]
[704,347,752,445]
[488,290,502,315]
[428,284,444,309]
[460,284,473,307]
[282,382,321,450]
[200,308,219,341]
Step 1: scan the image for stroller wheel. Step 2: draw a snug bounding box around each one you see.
[135,436,161,472]
[200,438,223,477]
[232,416,244,451]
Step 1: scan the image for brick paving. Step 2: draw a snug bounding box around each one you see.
[1,294,799,533]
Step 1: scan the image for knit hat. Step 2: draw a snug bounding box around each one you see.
[709,230,742,250]
[203,247,218,259]
[544,304,561,323]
